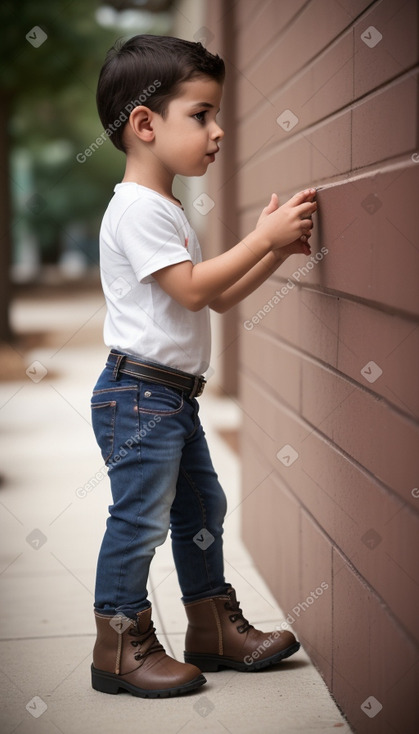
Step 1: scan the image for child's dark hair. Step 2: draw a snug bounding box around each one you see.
[96,34,225,152]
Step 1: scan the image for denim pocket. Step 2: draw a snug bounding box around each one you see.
[91,400,117,464]
[138,381,184,415]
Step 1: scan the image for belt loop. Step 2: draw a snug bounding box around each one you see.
[111,354,125,381]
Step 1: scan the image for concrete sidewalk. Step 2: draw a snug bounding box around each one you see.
[0,288,352,734]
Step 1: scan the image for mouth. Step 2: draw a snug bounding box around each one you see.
[206,149,219,162]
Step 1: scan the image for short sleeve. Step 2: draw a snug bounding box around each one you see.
[115,196,192,284]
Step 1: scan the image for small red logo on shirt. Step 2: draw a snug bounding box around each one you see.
[184,236,189,250]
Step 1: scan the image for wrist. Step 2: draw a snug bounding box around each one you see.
[244,227,272,259]
[268,248,287,267]
[259,249,286,276]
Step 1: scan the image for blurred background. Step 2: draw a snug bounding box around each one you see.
[0,0,176,347]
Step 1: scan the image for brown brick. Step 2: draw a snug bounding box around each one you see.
[337,299,419,419]
[236,71,270,121]
[239,373,309,471]
[241,432,273,501]
[240,372,419,642]
[299,289,339,367]
[352,73,419,169]
[234,0,264,32]
[332,550,419,734]
[308,109,352,180]
[240,377,281,464]
[309,168,419,315]
[292,423,419,640]
[241,434,272,559]
[272,71,316,147]
[371,164,419,317]
[270,234,327,288]
[239,277,301,348]
[237,108,279,168]
[300,358,419,499]
[269,474,301,614]
[246,0,371,110]
[354,0,419,98]
[264,29,355,139]
[309,29,354,122]
[241,453,276,583]
[301,356,356,431]
[236,0,307,76]
[241,329,301,411]
[240,135,312,209]
[381,503,419,642]
[242,470,301,615]
[298,513,333,687]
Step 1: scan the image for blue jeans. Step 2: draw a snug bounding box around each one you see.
[91,353,229,618]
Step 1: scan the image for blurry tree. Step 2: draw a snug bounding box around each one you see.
[0,0,173,341]
[0,0,115,340]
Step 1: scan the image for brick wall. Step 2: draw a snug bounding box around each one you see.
[204,1,419,731]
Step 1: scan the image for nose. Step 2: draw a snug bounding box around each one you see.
[211,122,224,142]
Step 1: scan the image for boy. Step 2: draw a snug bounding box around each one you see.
[91,34,316,699]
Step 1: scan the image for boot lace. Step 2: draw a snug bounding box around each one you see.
[224,593,253,634]
[128,621,165,661]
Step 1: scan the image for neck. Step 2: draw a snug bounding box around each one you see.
[122,154,176,202]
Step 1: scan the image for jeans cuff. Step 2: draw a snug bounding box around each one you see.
[94,602,151,619]
[181,582,232,605]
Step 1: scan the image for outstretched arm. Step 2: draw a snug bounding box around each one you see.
[208,193,313,313]
[153,189,316,312]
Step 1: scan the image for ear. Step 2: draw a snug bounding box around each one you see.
[128,105,156,143]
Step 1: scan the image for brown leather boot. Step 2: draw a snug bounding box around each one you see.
[92,606,206,697]
[184,587,300,672]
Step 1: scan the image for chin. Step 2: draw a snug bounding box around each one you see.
[183,166,208,177]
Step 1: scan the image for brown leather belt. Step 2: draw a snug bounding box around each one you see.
[107,351,206,399]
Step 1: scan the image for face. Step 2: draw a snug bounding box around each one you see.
[151,77,224,177]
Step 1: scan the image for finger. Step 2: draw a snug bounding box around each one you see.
[296,200,317,218]
[300,231,313,244]
[285,239,311,256]
[265,193,279,214]
[290,188,317,205]
[300,219,314,234]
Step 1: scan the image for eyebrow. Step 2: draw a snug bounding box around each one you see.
[191,102,214,109]
[190,102,220,112]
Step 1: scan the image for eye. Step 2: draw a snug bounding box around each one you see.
[193,111,207,124]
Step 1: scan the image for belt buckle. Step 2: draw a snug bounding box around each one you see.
[190,376,205,399]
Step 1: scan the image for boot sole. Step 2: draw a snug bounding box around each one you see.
[91,664,206,698]
[184,641,300,672]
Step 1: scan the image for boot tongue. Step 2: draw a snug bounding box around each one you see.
[135,606,153,634]
[134,606,165,657]
[226,588,252,632]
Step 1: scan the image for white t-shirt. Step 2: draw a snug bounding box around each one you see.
[99,183,211,376]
